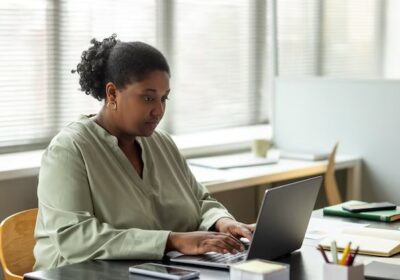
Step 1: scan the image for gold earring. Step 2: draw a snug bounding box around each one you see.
[107,101,117,111]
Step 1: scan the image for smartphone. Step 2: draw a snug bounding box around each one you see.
[342,202,397,213]
[129,263,200,280]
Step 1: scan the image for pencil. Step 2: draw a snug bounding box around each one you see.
[348,246,360,266]
[331,241,338,264]
[318,245,330,263]
[340,242,352,265]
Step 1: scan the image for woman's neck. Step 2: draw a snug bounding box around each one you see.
[94,108,136,150]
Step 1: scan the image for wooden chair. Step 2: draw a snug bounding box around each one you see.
[324,143,343,205]
[0,208,38,280]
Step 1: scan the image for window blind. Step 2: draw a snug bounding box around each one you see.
[277,0,384,78]
[56,0,157,128]
[322,0,379,77]
[165,0,269,133]
[277,0,320,75]
[0,0,54,151]
[0,0,269,153]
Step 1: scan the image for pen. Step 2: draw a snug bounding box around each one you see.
[340,242,352,265]
[318,245,331,263]
[331,240,338,264]
[345,251,353,266]
[348,246,360,266]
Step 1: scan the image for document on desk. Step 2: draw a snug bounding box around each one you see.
[188,151,279,169]
[320,227,400,257]
[189,165,227,184]
[305,217,369,240]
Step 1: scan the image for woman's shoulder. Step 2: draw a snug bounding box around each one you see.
[47,116,95,153]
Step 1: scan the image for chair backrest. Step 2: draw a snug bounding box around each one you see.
[324,143,343,205]
[0,208,38,280]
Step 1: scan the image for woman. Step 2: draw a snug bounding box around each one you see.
[34,34,255,270]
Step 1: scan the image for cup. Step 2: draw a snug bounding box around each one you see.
[323,263,364,280]
[252,139,271,158]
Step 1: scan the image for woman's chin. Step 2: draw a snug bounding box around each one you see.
[141,126,157,136]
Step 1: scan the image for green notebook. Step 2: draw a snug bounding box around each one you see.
[323,200,400,222]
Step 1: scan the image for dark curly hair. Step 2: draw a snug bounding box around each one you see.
[72,34,170,101]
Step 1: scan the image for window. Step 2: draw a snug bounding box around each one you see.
[166,0,268,133]
[0,0,54,151]
[277,0,400,79]
[0,0,269,153]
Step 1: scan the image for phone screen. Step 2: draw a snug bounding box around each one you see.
[138,263,192,275]
[130,263,199,278]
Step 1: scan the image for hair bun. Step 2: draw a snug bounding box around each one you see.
[72,34,119,100]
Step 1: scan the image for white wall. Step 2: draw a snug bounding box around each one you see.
[0,177,37,280]
[274,78,400,203]
[0,176,38,221]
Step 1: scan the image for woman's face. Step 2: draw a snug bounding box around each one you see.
[114,70,170,137]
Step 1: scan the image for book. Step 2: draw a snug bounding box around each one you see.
[319,227,400,257]
[323,200,400,222]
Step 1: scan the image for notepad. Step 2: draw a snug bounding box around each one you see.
[230,259,289,280]
[323,201,400,222]
[319,227,400,257]
[188,152,279,169]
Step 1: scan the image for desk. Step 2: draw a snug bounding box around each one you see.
[25,210,397,280]
[192,154,361,200]
[0,150,361,201]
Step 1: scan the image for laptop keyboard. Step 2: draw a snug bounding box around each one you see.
[198,250,247,264]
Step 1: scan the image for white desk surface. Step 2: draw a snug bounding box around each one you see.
[190,154,361,199]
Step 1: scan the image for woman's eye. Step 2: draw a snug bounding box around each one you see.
[144,96,154,102]
[162,96,169,102]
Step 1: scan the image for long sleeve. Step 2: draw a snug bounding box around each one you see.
[34,142,170,269]
[159,131,235,231]
[184,160,235,231]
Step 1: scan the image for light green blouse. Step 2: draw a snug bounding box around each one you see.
[33,115,233,270]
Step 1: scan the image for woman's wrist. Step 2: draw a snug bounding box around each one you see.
[214,217,235,232]
[166,232,182,252]
[166,232,175,252]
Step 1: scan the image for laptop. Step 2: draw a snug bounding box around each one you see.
[168,176,322,269]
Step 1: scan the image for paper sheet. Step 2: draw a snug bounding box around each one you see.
[189,165,227,184]
[305,217,369,240]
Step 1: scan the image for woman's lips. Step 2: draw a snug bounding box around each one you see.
[145,121,158,129]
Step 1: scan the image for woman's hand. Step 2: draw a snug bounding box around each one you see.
[214,218,256,241]
[166,231,245,255]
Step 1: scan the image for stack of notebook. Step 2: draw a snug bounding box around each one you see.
[323,200,400,222]
[320,201,400,257]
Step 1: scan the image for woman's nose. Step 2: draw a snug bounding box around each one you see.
[151,100,164,117]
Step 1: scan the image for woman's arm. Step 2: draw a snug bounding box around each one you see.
[36,144,170,265]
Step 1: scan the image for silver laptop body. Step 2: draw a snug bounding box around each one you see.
[169,176,322,269]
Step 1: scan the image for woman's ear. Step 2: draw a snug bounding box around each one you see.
[105,82,117,102]
[105,82,118,111]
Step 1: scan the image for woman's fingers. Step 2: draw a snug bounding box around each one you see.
[213,234,244,252]
[247,223,256,232]
[200,233,244,254]
[229,224,253,241]
[169,231,249,255]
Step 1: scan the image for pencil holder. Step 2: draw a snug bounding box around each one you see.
[323,263,364,280]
